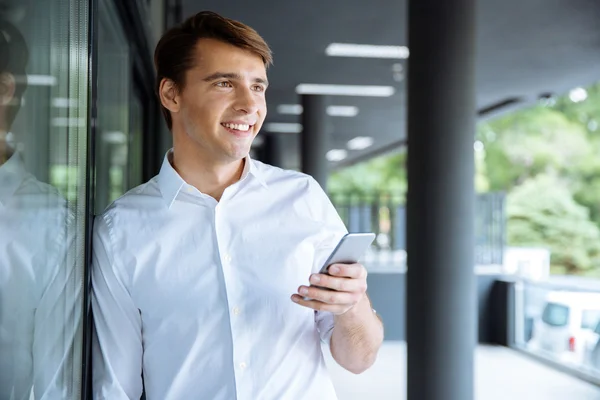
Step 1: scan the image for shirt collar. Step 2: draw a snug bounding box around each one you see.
[0,151,27,206]
[157,149,268,209]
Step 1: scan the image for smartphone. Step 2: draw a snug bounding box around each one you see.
[305,233,376,299]
[317,232,376,275]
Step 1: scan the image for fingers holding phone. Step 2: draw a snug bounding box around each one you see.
[291,263,368,315]
[291,233,374,315]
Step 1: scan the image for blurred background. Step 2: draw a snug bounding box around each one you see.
[1,0,600,399]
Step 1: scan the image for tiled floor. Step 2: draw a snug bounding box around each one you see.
[325,342,600,400]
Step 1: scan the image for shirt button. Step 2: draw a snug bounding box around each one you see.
[224,254,232,263]
[233,307,241,316]
[239,362,247,370]
[187,187,194,193]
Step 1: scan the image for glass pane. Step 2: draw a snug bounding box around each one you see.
[95,0,142,214]
[516,282,600,380]
[581,310,600,330]
[0,1,88,399]
[541,303,569,327]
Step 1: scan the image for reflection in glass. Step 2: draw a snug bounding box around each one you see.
[95,0,143,214]
[0,1,87,399]
[517,282,600,379]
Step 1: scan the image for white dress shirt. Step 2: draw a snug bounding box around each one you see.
[0,152,82,400]
[92,150,348,400]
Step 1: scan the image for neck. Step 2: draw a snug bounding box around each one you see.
[171,144,245,202]
[0,129,12,166]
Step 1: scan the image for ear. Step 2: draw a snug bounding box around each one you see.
[0,73,16,107]
[159,78,181,113]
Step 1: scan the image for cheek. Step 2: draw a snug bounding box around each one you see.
[183,99,218,126]
[258,100,268,120]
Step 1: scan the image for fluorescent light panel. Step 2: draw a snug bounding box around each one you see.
[326,43,409,59]
[296,84,395,97]
[277,104,303,115]
[263,122,303,133]
[347,136,374,150]
[277,104,359,117]
[26,75,57,86]
[328,105,359,117]
[103,131,128,144]
[52,98,79,108]
[326,149,348,162]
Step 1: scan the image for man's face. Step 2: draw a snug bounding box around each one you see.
[166,38,268,164]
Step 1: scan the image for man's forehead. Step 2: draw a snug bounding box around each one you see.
[194,38,265,65]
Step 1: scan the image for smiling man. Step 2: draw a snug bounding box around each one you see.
[91,11,383,400]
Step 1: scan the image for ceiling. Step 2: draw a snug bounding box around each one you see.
[182,0,600,169]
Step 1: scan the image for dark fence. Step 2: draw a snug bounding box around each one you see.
[329,192,506,266]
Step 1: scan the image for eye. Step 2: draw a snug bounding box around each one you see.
[252,84,266,93]
[215,81,232,88]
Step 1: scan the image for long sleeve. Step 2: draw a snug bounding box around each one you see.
[0,195,83,400]
[33,210,83,400]
[306,177,349,346]
[92,214,143,400]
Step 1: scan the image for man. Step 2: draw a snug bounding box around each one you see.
[92,10,384,400]
[0,16,81,400]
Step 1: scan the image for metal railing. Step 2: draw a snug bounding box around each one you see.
[329,192,506,268]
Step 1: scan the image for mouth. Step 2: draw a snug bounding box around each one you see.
[221,122,255,136]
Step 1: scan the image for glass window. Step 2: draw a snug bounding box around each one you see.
[95,0,144,214]
[581,309,600,330]
[541,303,570,327]
[0,1,88,398]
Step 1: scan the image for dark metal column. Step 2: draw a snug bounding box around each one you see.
[263,133,285,168]
[406,0,477,399]
[301,94,329,189]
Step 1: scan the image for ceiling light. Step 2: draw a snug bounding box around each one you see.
[296,84,395,97]
[277,104,303,115]
[326,43,409,59]
[326,149,348,162]
[103,131,128,144]
[263,122,303,133]
[15,75,57,86]
[347,136,374,150]
[277,104,360,117]
[327,105,359,117]
[52,117,86,127]
[52,98,79,108]
[473,140,485,152]
[569,87,588,103]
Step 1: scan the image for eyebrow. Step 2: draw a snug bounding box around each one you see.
[202,72,269,87]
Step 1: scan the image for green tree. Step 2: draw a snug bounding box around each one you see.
[477,106,591,192]
[328,151,407,200]
[507,174,600,275]
[329,80,600,277]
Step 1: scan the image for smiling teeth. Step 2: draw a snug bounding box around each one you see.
[223,123,250,131]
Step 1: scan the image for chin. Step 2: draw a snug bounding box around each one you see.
[221,150,249,163]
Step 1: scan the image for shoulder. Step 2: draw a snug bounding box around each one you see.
[14,174,72,223]
[95,176,163,233]
[251,159,323,192]
[251,160,336,220]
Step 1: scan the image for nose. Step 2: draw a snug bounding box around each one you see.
[233,86,260,115]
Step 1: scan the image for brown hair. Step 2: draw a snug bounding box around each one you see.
[0,19,29,129]
[154,11,273,131]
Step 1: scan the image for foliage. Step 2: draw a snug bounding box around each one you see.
[329,152,407,200]
[506,174,600,275]
[329,81,600,276]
